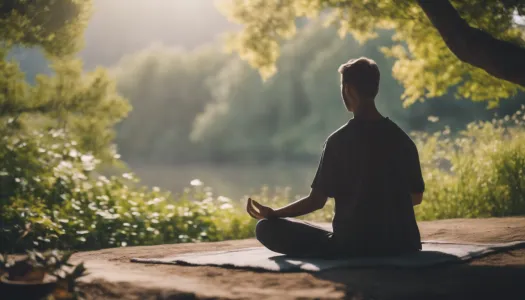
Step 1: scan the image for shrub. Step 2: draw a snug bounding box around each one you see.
[0,127,254,252]
[414,107,525,219]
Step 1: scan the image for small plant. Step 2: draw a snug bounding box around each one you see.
[0,250,88,300]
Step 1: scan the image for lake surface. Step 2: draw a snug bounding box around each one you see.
[129,163,319,200]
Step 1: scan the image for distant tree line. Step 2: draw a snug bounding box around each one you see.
[113,22,525,164]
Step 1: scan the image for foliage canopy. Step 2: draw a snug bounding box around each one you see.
[0,0,91,57]
[218,0,525,106]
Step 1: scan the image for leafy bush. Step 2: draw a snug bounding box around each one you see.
[0,126,254,253]
[414,107,525,220]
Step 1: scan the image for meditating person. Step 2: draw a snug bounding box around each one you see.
[246,57,425,258]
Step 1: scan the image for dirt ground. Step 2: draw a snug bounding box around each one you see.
[73,217,525,300]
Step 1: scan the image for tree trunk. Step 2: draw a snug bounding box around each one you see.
[417,0,525,88]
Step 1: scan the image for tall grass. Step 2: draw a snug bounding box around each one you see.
[414,107,525,219]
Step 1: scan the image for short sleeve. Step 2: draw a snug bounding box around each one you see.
[406,142,425,193]
[311,139,339,198]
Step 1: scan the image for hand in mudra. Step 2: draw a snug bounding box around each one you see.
[246,198,275,220]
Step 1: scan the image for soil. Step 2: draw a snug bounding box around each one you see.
[73,217,525,300]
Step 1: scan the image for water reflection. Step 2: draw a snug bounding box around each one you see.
[129,163,318,200]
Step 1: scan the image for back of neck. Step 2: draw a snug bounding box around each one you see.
[354,105,383,120]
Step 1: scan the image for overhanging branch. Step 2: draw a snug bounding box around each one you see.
[417,0,525,88]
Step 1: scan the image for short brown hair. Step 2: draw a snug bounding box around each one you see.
[338,57,380,99]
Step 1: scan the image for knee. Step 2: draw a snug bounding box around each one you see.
[255,218,278,244]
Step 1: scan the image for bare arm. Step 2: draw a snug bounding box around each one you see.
[411,193,423,206]
[270,188,328,218]
[247,138,334,220]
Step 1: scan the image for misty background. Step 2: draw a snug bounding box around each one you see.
[11,0,525,198]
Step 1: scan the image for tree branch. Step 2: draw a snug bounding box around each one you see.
[417,0,525,88]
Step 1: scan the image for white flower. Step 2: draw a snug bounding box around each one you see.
[427,116,439,123]
[69,149,78,158]
[88,203,98,211]
[146,197,164,205]
[190,179,203,186]
[80,155,93,163]
[217,196,231,203]
[220,203,233,210]
[82,182,93,190]
[96,211,120,220]
[81,154,96,171]
[98,176,110,184]
[57,161,73,170]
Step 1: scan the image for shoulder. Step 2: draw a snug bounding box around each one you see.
[386,119,416,148]
[325,121,353,146]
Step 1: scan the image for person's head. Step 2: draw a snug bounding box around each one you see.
[338,57,380,113]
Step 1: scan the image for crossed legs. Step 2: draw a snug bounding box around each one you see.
[255,218,337,258]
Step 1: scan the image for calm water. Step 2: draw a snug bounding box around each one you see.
[129,163,318,200]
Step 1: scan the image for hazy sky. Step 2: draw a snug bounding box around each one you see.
[22,1,525,70]
[80,0,237,67]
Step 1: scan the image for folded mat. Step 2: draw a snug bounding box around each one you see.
[131,240,525,272]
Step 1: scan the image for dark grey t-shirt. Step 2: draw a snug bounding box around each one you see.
[311,117,424,255]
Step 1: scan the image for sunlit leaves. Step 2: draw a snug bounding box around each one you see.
[218,0,298,79]
[0,0,92,57]
[414,107,525,219]
[218,0,524,104]
[1,56,130,161]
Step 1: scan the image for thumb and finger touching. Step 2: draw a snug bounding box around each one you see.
[246,198,274,220]
[251,200,265,211]
[246,198,262,219]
